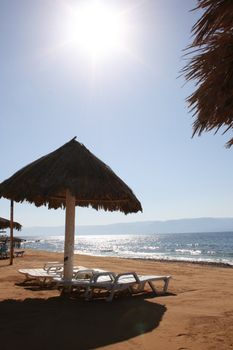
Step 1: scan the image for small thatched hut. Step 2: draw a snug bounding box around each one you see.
[182,0,233,147]
[0,137,142,213]
[0,217,22,231]
[0,137,142,280]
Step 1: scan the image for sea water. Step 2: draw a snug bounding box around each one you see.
[21,231,233,266]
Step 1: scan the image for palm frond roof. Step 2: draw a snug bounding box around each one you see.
[0,138,142,214]
[0,217,22,231]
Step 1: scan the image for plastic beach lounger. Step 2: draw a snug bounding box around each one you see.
[18,262,63,277]
[54,270,171,301]
[18,268,63,286]
[14,250,25,257]
[85,272,171,302]
[18,262,85,286]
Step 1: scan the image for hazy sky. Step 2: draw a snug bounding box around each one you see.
[1,0,233,228]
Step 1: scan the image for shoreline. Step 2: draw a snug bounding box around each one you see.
[84,254,233,269]
[131,257,233,268]
[19,247,233,269]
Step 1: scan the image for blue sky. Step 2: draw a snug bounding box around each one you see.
[1,0,233,228]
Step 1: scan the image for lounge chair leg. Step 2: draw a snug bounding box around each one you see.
[39,278,46,287]
[163,278,170,293]
[135,282,145,293]
[24,274,31,283]
[84,287,92,301]
[60,285,72,295]
[148,281,158,294]
[106,286,117,302]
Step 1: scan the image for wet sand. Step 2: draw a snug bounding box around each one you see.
[0,249,233,350]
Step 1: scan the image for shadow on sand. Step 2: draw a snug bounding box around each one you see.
[0,295,166,349]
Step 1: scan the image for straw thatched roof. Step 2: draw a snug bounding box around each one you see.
[182,0,233,147]
[0,235,25,243]
[0,138,142,214]
[0,217,22,231]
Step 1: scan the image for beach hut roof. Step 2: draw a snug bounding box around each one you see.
[0,137,142,214]
[0,217,22,231]
[0,235,25,242]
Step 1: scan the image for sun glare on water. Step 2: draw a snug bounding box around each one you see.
[65,1,129,60]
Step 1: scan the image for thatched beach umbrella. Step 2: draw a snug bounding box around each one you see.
[0,216,22,231]
[0,138,142,279]
[0,212,22,264]
[182,0,233,147]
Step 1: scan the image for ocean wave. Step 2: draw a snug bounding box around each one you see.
[175,249,202,255]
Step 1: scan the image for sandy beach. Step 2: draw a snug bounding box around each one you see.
[0,249,233,350]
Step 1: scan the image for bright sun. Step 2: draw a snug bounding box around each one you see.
[64,1,128,60]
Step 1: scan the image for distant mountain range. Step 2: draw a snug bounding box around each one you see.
[19,217,233,236]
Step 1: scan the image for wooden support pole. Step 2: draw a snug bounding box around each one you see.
[63,190,76,280]
[10,200,14,265]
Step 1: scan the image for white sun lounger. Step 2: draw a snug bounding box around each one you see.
[18,263,86,286]
[18,268,62,286]
[85,272,171,301]
[18,262,63,283]
[54,270,171,301]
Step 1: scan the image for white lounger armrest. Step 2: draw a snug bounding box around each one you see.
[44,263,63,272]
[92,272,116,283]
[73,268,108,280]
[115,272,140,284]
[73,269,97,280]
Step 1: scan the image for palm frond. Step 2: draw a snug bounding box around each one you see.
[182,0,233,146]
